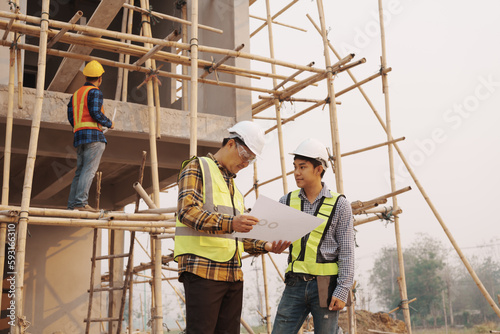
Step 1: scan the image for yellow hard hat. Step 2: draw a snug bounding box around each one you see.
[82,60,105,77]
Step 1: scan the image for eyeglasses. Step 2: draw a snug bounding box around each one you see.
[235,142,256,164]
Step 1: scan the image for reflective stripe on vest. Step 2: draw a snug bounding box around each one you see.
[72,85,103,132]
[174,157,244,263]
[285,189,342,276]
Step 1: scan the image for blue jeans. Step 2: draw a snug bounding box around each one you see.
[272,278,339,334]
[67,142,105,209]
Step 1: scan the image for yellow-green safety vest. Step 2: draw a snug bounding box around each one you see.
[286,189,342,276]
[174,157,244,263]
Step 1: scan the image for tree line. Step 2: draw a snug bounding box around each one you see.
[369,233,500,327]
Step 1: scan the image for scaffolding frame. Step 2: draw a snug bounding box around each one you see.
[1,1,499,333]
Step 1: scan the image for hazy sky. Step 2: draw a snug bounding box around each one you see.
[130,0,500,325]
[238,0,500,310]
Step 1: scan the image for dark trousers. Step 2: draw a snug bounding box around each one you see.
[182,272,243,334]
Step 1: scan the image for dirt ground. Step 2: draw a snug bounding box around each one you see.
[338,309,408,334]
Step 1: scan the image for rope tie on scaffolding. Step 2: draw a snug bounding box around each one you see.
[40,11,50,25]
[137,65,163,89]
[8,1,20,12]
[376,207,396,223]
[189,37,199,54]
[18,315,31,332]
[322,96,331,111]
[325,66,338,80]
[175,0,187,10]
[145,5,160,26]
[10,33,23,51]
[252,180,259,193]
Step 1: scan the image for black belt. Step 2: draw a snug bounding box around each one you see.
[286,272,316,281]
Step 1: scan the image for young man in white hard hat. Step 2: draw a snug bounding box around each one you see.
[174,120,291,334]
[67,60,114,211]
[272,138,354,334]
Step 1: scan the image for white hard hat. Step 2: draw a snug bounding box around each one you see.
[290,138,329,169]
[227,121,266,157]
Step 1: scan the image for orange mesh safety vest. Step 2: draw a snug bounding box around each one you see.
[72,85,104,132]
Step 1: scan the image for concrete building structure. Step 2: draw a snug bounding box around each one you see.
[0,1,251,332]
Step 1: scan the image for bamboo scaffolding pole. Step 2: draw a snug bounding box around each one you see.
[6,36,277,101]
[347,281,357,334]
[189,0,200,158]
[253,163,260,199]
[252,116,280,120]
[181,4,189,112]
[123,2,222,34]
[0,215,175,229]
[377,1,412,330]
[0,20,299,89]
[352,199,387,215]
[95,171,102,210]
[152,60,162,139]
[250,14,306,33]
[250,0,300,37]
[85,229,98,334]
[0,205,174,221]
[335,67,392,98]
[0,20,16,316]
[155,233,175,240]
[13,1,49,331]
[133,30,180,67]
[135,151,148,212]
[138,207,177,214]
[264,99,326,134]
[244,171,294,197]
[200,43,245,79]
[122,0,134,103]
[139,0,161,210]
[252,71,327,115]
[108,230,116,333]
[265,0,288,196]
[114,6,128,101]
[317,0,344,193]
[153,234,163,334]
[0,37,275,101]
[16,36,22,109]
[387,298,417,314]
[251,53,353,116]
[338,137,405,159]
[258,96,327,104]
[46,10,82,48]
[0,10,325,75]
[306,17,500,320]
[352,187,411,213]
[132,179,157,211]
[267,253,285,282]
[353,208,402,227]
[1,18,14,40]
[138,2,163,330]
[273,61,313,90]
[261,254,272,334]
[241,318,256,334]
[357,206,400,215]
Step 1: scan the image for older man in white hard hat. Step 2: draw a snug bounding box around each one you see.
[272,138,354,334]
[174,120,291,334]
[67,60,114,211]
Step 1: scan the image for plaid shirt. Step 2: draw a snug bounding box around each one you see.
[67,83,112,147]
[279,183,354,302]
[176,153,268,282]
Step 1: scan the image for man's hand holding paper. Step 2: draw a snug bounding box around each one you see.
[233,195,323,243]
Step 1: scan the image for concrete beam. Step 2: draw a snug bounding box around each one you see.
[47,0,127,92]
[0,85,234,144]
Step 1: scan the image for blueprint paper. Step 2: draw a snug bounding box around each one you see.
[233,195,323,242]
